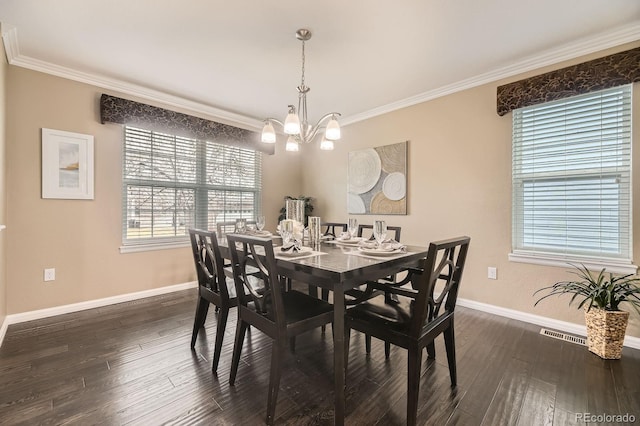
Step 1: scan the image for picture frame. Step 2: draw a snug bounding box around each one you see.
[41,128,94,200]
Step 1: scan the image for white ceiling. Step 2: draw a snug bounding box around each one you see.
[1,1,639,130]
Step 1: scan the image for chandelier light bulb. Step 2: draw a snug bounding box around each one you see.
[320,139,334,151]
[285,136,300,152]
[261,121,276,143]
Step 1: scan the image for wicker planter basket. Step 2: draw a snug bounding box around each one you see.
[584,307,629,359]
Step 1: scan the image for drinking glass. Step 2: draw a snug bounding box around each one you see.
[280,220,294,245]
[256,215,265,231]
[348,218,358,238]
[373,220,387,246]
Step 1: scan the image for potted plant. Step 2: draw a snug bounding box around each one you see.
[534,264,640,359]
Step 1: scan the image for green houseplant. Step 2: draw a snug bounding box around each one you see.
[277,195,314,226]
[534,264,640,359]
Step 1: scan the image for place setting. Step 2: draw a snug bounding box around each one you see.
[327,218,365,246]
[350,220,409,259]
[274,217,326,260]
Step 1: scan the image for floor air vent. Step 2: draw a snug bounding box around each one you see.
[540,328,586,346]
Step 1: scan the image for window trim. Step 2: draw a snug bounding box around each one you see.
[508,251,637,275]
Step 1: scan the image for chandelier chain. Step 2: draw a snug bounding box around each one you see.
[300,40,306,87]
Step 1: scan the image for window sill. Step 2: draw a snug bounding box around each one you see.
[120,241,190,254]
[508,251,638,275]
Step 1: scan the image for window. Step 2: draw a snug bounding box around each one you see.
[122,126,261,249]
[510,85,633,272]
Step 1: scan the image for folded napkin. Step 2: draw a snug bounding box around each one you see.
[280,238,303,253]
[380,239,407,252]
[357,239,406,251]
[358,240,378,249]
[337,232,352,240]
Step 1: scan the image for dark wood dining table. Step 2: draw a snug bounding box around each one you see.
[220,235,429,425]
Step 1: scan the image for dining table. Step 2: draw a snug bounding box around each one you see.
[219,233,430,425]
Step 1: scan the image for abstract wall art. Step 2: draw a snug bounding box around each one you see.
[347,141,407,215]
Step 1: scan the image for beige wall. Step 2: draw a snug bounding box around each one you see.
[4,42,639,340]
[5,67,300,314]
[303,42,640,339]
[0,29,7,323]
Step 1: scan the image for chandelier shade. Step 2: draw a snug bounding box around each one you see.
[261,121,276,143]
[285,135,300,152]
[262,29,341,151]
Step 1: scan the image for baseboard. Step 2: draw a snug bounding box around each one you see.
[0,281,197,347]
[0,315,8,349]
[457,297,640,350]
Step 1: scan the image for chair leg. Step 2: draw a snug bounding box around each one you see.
[426,342,436,359]
[407,346,423,426]
[385,341,391,359]
[229,320,248,385]
[365,334,372,354]
[266,341,285,425]
[444,324,457,387]
[190,297,210,348]
[212,307,229,373]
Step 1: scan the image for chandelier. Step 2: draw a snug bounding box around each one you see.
[261,29,341,152]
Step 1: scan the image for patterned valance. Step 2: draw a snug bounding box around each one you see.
[496,47,640,116]
[99,94,273,155]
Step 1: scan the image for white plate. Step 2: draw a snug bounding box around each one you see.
[334,237,365,245]
[278,246,313,257]
[358,247,402,256]
[253,230,272,237]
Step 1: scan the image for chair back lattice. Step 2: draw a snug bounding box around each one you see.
[226,234,285,326]
[189,229,229,299]
[322,222,347,237]
[409,236,470,337]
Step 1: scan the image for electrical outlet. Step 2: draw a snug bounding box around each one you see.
[44,268,56,282]
[488,267,497,280]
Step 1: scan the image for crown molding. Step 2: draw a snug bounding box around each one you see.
[1,26,262,132]
[1,24,19,63]
[342,21,640,125]
[2,22,639,129]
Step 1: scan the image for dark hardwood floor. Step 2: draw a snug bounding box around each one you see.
[1,287,639,425]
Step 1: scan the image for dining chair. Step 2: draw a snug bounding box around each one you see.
[188,229,241,373]
[226,234,334,425]
[322,222,347,238]
[344,236,470,426]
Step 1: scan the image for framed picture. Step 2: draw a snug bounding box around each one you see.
[42,128,94,200]
[348,141,407,214]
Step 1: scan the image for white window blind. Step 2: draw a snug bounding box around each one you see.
[122,126,261,246]
[512,85,632,263]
